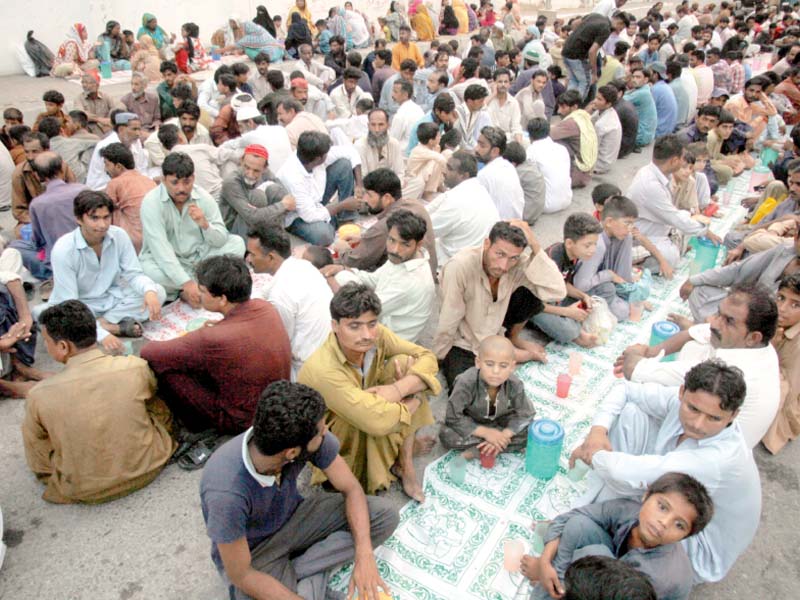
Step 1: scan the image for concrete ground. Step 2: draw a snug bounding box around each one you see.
[2,42,800,600]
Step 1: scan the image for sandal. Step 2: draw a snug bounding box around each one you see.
[117,317,143,338]
[170,428,217,465]
[177,435,230,471]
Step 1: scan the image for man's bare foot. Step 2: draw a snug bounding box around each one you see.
[514,338,547,363]
[393,463,425,502]
[12,358,53,381]
[413,435,435,456]
[643,300,654,311]
[0,378,36,398]
[574,331,599,348]
[667,312,695,331]
[520,554,541,582]
[98,317,142,338]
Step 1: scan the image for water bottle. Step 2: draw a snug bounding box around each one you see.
[649,321,681,362]
[526,419,564,480]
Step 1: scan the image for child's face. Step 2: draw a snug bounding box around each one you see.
[565,233,599,261]
[475,348,516,388]
[637,490,697,548]
[604,216,635,240]
[777,286,800,329]
[44,102,60,115]
[693,156,708,172]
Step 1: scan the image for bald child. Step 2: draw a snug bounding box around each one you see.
[440,336,536,457]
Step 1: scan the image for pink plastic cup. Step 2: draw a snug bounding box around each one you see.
[556,373,572,398]
[568,352,582,376]
[480,452,496,468]
[629,301,644,322]
[503,540,525,572]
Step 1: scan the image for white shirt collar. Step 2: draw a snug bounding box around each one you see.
[241,427,276,487]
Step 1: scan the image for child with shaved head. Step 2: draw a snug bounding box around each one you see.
[440,335,535,458]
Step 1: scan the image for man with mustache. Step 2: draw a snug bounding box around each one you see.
[354,108,404,177]
[144,99,213,168]
[570,360,761,587]
[614,283,781,450]
[138,152,245,308]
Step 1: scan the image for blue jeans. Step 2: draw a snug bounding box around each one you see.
[288,158,356,246]
[9,239,51,280]
[564,57,591,101]
[531,303,582,343]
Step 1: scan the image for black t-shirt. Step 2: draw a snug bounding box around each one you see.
[562,14,612,60]
[546,242,578,285]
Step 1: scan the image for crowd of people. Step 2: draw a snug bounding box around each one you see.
[2,0,800,598]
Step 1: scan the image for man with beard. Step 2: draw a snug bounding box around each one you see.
[370,49,396,104]
[219,104,293,174]
[516,69,550,129]
[298,283,441,503]
[354,108,404,176]
[337,168,436,275]
[75,71,116,137]
[296,43,336,89]
[475,126,524,219]
[247,52,272,102]
[138,152,246,306]
[276,98,328,150]
[486,69,523,144]
[290,76,336,123]
[158,124,225,201]
[121,72,161,133]
[379,59,418,119]
[321,210,435,344]
[85,111,152,191]
[413,50,453,113]
[617,282,781,450]
[144,99,213,168]
[219,144,296,239]
[388,80,424,148]
[405,93,458,155]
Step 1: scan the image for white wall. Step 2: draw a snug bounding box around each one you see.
[2,0,393,76]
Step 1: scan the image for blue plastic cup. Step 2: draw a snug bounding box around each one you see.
[449,455,467,485]
[649,321,681,362]
[99,61,112,79]
[526,419,564,480]
[690,236,720,275]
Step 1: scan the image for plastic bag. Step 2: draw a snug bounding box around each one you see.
[615,268,653,303]
[23,31,54,77]
[581,296,618,345]
[15,45,36,77]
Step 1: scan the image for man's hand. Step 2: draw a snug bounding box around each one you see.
[180,280,202,309]
[0,322,29,352]
[320,264,346,278]
[610,271,626,284]
[705,230,723,245]
[365,383,403,403]
[520,554,539,583]
[539,560,564,598]
[507,219,541,254]
[569,426,612,468]
[724,245,745,265]
[613,351,643,380]
[563,302,590,322]
[679,279,694,300]
[336,196,362,213]
[101,333,124,354]
[187,205,209,229]
[280,194,297,211]
[477,426,510,450]
[348,552,390,600]
[143,290,161,321]
[622,343,654,358]
[759,92,778,117]
[659,260,674,280]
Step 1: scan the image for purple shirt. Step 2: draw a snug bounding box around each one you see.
[30,179,84,263]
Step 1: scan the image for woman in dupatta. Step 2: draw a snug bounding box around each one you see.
[385,2,407,41]
[253,5,277,37]
[466,3,479,32]
[327,7,352,49]
[228,20,285,62]
[285,13,313,58]
[409,1,436,42]
[137,14,174,51]
[97,21,130,71]
[288,0,318,36]
[130,35,162,82]
[174,23,211,74]
[440,1,460,35]
[452,0,470,34]
[51,23,98,78]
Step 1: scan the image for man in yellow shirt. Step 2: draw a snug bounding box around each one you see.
[391,25,425,71]
[298,283,441,502]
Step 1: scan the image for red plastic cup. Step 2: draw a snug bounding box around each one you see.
[480,452,496,468]
[556,373,572,398]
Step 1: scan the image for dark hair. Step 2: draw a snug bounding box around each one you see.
[157,123,181,151]
[729,282,778,345]
[296,131,332,165]
[42,90,65,105]
[376,49,392,63]
[652,134,684,161]
[563,556,656,600]
[253,52,271,65]
[602,195,638,220]
[449,150,478,178]
[22,131,49,149]
[596,84,618,104]
[698,104,721,119]
[355,97,374,113]
[591,183,621,205]
[527,117,550,141]
[417,122,440,145]
[346,51,362,68]
[433,93,456,115]
[67,110,89,130]
[170,83,195,101]
[646,472,714,536]
[464,83,489,102]
[393,78,414,99]
[460,57,479,78]
[488,221,527,248]
[31,152,62,180]
[100,142,135,170]
[557,89,582,107]
[564,213,603,241]
[330,282,382,320]
[690,49,706,62]
[248,224,291,259]
[217,73,238,92]
[73,189,114,219]
[177,100,201,120]
[683,359,747,413]
[182,22,199,38]
[195,255,252,303]
[779,271,800,295]
[330,34,345,46]
[277,98,304,114]
[159,60,178,74]
[36,116,62,139]
[40,300,97,349]
[614,41,630,56]
[399,59,418,73]
[386,209,426,242]
[212,65,233,84]
[502,141,526,166]
[3,107,23,121]
[666,61,682,79]
[480,126,506,154]
[8,125,31,145]
[162,152,195,178]
[232,62,250,76]
[251,381,326,455]
[363,168,402,200]
[304,245,334,269]
[343,67,362,81]
[440,128,461,151]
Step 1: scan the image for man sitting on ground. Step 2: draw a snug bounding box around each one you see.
[36,115,96,184]
[85,110,151,191]
[22,300,174,504]
[200,380,398,600]
[475,126,525,219]
[298,283,442,502]
[138,153,245,306]
[141,256,291,435]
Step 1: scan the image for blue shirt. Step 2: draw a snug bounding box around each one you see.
[30,179,87,263]
[201,430,340,572]
[638,48,660,68]
[669,79,691,127]
[405,112,435,155]
[624,85,657,146]
[652,80,678,137]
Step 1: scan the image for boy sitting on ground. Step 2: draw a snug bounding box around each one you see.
[440,336,535,457]
[530,213,603,348]
[560,555,657,600]
[590,183,621,222]
[522,472,713,600]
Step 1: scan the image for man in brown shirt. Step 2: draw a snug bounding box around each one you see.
[337,168,437,276]
[121,72,162,132]
[11,131,76,237]
[103,142,156,253]
[74,72,117,136]
[22,300,174,504]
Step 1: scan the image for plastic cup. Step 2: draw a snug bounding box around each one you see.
[186,318,207,332]
[567,458,590,482]
[480,452,496,469]
[567,352,582,376]
[555,373,572,398]
[532,521,549,554]
[629,301,644,322]
[503,540,525,572]
[449,455,467,485]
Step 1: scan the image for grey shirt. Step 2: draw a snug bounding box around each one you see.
[219,171,288,239]
[689,240,797,291]
[516,161,546,226]
[574,231,633,291]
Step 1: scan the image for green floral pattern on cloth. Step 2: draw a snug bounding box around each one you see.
[329,175,752,598]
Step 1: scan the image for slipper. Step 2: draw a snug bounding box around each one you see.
[177,434,231,471]
[117,317,143,338]
[170,429,217,465]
